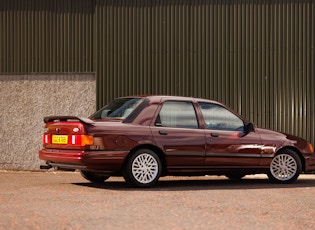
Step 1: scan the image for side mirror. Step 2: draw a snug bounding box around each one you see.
[244,122,254,134]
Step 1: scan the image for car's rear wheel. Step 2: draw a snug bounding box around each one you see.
[268,149,302,183]
[123,149,162,188]
[80,170,110,183]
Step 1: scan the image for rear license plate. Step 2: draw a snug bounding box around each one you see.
[52,135,68,144]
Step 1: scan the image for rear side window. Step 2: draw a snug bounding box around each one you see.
[199,102,244,131]
[156,101,198,129]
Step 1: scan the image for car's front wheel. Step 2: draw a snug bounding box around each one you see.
[80,170,110,183]
[123,149,162,187]
[268,149,302,183]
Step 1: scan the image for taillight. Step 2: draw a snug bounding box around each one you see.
[70,135,94,146]
[81,135,94,146]
[309,143,314,154]
[43,134,51,144]
[42,134,93,146]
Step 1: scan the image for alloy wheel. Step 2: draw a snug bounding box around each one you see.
[270,153,298,181]
[131,153,159,184]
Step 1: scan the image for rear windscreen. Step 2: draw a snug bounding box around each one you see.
[89,98,144,120]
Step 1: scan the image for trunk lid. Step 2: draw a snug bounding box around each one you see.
[42,116,94,150]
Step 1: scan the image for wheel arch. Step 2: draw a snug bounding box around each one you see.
[123,144,167,176]
[277,146,305,172]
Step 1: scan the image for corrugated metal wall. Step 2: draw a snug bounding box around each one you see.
[95,0,315,143]
[0,0,314,144]
[0,0,94,73]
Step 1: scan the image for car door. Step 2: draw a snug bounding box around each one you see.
[198,102,262,167]
[150,100,206,168]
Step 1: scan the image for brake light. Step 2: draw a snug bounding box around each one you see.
[42,134,93,146]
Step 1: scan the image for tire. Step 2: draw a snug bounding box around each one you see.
[123,149,162,188]
[80,170,110,183]
[268,149,302,184]
[225,173,246,181]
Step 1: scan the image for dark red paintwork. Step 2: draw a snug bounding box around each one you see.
[39,95,315,178]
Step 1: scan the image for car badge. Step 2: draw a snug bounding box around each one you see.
[56,128,60,134]
[73,128,79,133]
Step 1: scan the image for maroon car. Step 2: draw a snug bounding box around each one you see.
[39,95,315,187]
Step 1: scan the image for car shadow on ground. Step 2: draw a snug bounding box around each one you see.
[72,175,315,191]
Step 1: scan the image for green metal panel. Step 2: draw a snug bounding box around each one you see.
[94,0,315,144]
[0,0,314,144]
[0,0,94,73]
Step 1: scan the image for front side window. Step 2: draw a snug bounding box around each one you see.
[90,98,144,120]
[156,101,198,129]
[199,102,244,131]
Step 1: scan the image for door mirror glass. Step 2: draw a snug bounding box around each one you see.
[244,122,254,134]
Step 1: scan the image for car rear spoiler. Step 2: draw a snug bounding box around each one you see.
[43,116,94,125]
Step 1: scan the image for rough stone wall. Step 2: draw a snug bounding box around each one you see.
[0,74,96,170]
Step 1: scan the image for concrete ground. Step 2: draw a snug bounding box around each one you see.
[1,170,315,229]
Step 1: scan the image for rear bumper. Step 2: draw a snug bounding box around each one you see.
[39,149,129,172]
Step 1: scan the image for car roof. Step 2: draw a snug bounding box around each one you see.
[121,95,220,104]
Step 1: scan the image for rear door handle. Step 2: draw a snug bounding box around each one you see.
[159,130,168,135]
[211,133,219,137]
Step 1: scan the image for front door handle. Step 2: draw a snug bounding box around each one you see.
[211,133,219,137]
[159,130,168,135]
